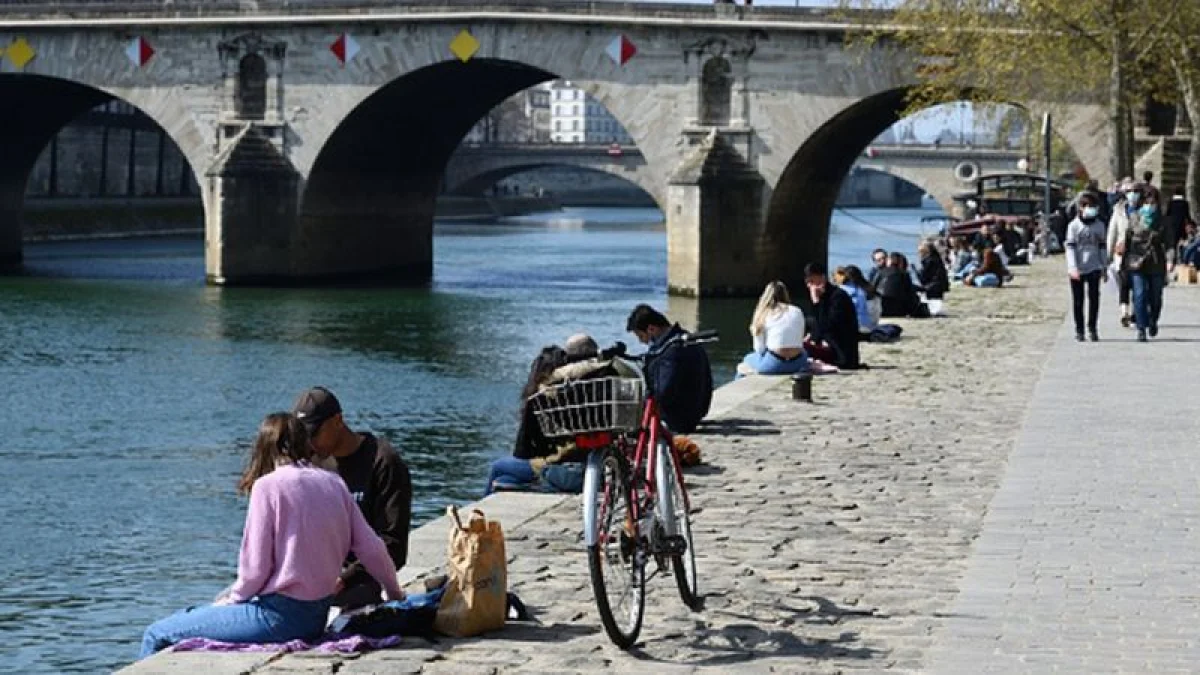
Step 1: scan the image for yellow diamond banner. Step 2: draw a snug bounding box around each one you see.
[6,37,35,69]
[449,29,479,63]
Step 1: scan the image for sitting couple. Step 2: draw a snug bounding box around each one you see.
[139,387,413,658]
[739,263,861,376]
[486,305,714,495]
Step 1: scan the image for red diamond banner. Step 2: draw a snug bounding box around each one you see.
[330,33,360,66]
[125,36,154,67]
[606,35,637,67]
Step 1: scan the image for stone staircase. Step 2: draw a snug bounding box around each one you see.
[1135,135,1189,190]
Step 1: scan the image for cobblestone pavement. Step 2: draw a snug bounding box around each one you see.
[128,260,1109,674]
[925,281,1200,674]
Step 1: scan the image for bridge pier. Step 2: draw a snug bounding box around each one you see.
[0,177,22,270]
[204,127,301,284]
[666,133,769,298]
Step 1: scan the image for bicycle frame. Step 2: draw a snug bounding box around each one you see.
[582,392,690,547]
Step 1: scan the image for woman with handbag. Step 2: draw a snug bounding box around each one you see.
[1123,192,1171,342]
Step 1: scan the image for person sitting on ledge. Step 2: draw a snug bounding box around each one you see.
[835,265,882,338]
[875,252,926,317]
[292,387,412,613]
[963,243,1009,288]
[627,304,714,434]
[486,334,615,495]
[139,414,403,659]
[802,262,861,370]
[737,280,809,377]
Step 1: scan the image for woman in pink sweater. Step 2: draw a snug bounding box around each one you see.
[139,413,404,658]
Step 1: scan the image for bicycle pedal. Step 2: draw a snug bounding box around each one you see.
[660,535,688,557]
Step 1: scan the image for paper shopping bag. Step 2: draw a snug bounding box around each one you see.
[433,506,507,637]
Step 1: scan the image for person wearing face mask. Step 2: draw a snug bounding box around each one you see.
[1106,181,1143,328]
[1064,193,1109,342]
[1124,193,1171,342]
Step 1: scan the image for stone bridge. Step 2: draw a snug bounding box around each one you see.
[445,142,1024,214]
[444,144,653,197]
[0,1,1111,296]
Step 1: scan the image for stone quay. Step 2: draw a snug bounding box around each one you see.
[122,259,1200,673]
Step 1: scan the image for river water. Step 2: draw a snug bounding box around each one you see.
[0,205,939,673]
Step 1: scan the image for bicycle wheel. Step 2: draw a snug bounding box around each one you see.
[656,441,700,610]
[587,448,645,648]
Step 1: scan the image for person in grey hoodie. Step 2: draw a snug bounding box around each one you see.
[1066,192,1109,342]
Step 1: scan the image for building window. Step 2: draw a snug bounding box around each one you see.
[555,120,561,131]
[699,57,733,126]
[235,53,268,120]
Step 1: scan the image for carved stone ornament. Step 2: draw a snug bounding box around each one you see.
[682,32,762,63]
[218,32,288,65]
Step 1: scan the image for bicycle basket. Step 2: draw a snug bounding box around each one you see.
[527,377,644,438]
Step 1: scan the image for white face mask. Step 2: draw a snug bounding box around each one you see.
[1082,206,1099,220]
[1125,191,1140,206]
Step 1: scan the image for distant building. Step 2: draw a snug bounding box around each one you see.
[549,80,633,145]
[525,85,551,142]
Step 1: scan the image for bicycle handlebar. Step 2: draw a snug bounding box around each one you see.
[601,329,720,362]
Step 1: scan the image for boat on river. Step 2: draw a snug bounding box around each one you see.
[952,172,1073,218]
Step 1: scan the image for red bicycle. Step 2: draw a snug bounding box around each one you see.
[528,329,718,648]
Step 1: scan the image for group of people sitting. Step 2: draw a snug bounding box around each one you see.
[484,304,714,496]
[143,304,722,655]
[946,231,1014,288]
[140,388,413,658]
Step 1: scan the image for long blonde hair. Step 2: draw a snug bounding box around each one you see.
[750,281,791,336]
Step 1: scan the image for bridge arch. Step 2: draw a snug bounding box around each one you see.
[298,57,663,282]
[443,155,658,208]
[0,73,207,271]
[760,87,1105,290]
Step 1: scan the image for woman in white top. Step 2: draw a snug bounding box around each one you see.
[738,280,810,376]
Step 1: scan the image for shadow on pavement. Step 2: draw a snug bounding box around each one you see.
[627,595,884,667]
[697,418,781,437]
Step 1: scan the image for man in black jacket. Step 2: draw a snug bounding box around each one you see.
[626,305,713,433]
[802,262,861,369]
[294,387,412,610]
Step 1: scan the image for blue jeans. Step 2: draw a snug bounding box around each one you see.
[739,350,810,377]
[139,593,331,659]
[485,456,536,495]
[1130,272,1165,332]
[485,456,585,495]
[1183,241,1200,266]
[972,273,1000,287]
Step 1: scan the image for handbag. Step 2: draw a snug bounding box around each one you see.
[433,506,508,637]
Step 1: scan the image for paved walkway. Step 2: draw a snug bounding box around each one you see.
[122,265,1200,674]
[927,283,1200,673]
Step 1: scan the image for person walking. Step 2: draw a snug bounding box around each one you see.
[1107,180,1143,328]
[1123,192,1171,342]
[1064,193,1109,342]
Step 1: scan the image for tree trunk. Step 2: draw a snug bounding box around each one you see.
[1174,47,1200,210]
[1110,27,1134,181]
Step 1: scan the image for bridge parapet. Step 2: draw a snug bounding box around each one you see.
[0,0,885,26]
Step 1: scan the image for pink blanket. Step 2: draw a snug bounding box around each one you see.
[170,634,404,654]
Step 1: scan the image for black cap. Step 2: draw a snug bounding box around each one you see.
[292,387,342,433]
